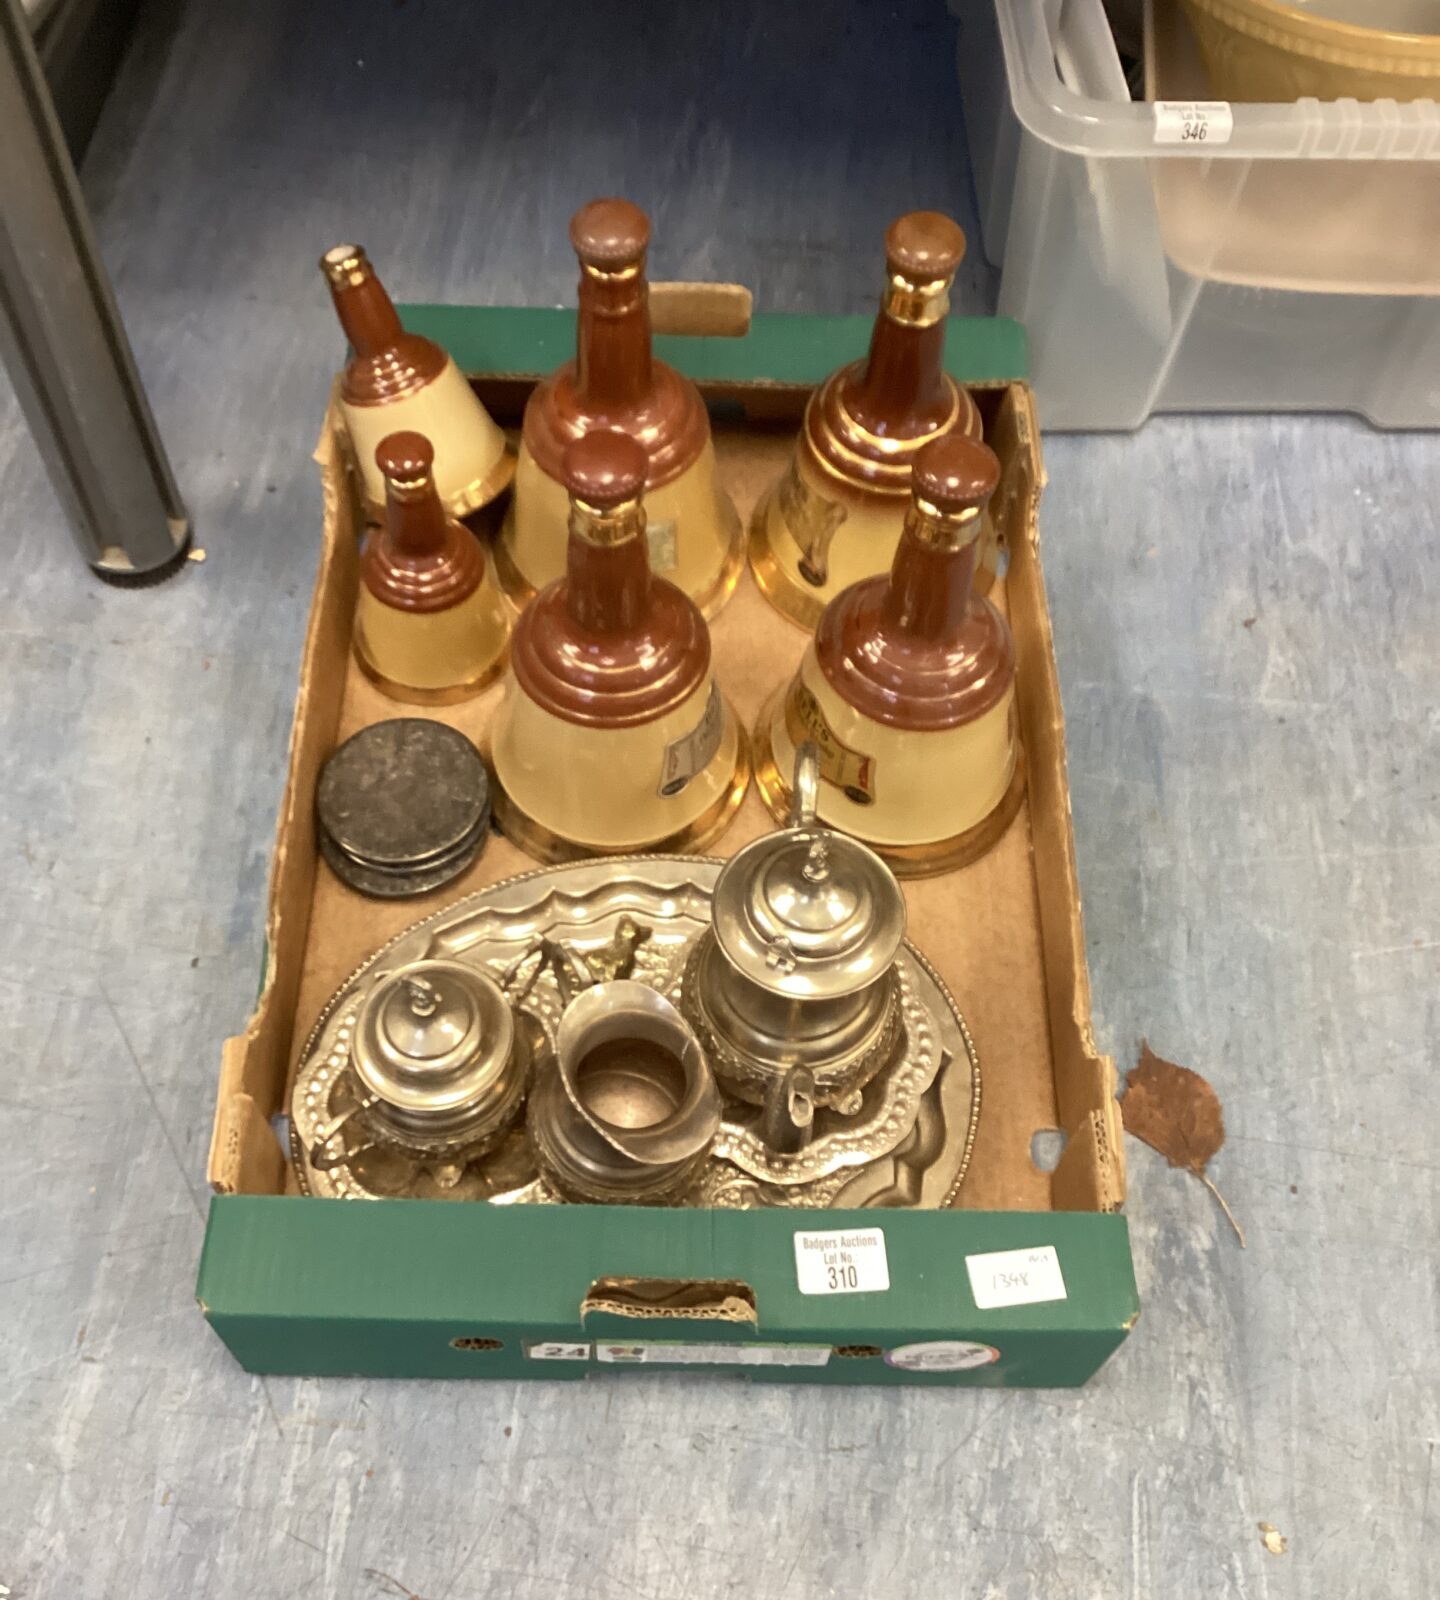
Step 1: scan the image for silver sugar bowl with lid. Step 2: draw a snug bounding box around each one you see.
[311,958,530,1170]
[681,744,907,1113]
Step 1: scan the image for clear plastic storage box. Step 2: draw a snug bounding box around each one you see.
[955,0,1440,429]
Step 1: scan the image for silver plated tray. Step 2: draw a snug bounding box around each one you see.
[291,856,980,1207]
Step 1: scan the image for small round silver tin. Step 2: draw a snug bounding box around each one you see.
[316,718,489,898]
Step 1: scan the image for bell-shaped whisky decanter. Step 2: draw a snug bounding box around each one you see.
[495,199,742,618]
[757,435,1024,874]
[321,244,514,522]
[354,431,510,703]
[749,211,984,630]
[489,430,749,861]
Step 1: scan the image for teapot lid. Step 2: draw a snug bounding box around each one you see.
[711,746,905,999]
[353,959,513,1116]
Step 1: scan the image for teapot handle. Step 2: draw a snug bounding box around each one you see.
[309,1131,379,1173]
[790,741,820,829]
[306,1090,378,1171]
[761,1063,816,1154]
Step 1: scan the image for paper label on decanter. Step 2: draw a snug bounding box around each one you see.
[785,681,876,805]
[1152,101,1233,146]
[646,518,678,574]
[777,460,847,586]
[658,683,724,797]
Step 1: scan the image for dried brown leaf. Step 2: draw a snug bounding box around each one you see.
[1121,1040,1225,1174]
[1122,1041,1244,1247]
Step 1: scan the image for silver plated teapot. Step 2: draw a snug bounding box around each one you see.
[682,745,908,1114]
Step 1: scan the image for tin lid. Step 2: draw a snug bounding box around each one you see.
[353,960,514,1116]
[710,746,905,1000]
[317,719,489,871]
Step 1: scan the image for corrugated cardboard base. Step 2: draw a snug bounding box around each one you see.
[213,401,1122,1218]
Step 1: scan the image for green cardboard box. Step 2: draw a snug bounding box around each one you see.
[198,297,1138,1385]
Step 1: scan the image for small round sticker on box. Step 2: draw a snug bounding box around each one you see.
[885,1340,1001,1373]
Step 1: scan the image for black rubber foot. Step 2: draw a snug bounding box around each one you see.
[90,528,194,588]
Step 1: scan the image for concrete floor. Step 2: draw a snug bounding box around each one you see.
[2,1,1437,1596]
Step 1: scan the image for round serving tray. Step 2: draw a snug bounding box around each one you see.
[291,855,979,1208]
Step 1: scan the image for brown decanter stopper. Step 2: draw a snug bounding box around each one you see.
[521,202,708,489]
[364,432,484,612]
[750,211,984,631]
[320,245,513,523]
[759,435,1023,873]
[572,200,655,412]
[321,245,445,405]
[491,430,748,861]
[838,213,971,445]
[352,431,509,702]
[510,431,709,727]
[496,200,741,617]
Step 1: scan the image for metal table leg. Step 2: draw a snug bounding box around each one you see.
[0,0,188,581]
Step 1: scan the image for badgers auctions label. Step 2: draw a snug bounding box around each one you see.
[793,1227,890,1295]
[1152,101,1233,146]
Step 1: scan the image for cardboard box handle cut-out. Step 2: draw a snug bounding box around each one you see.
[583,1277,759,1325]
